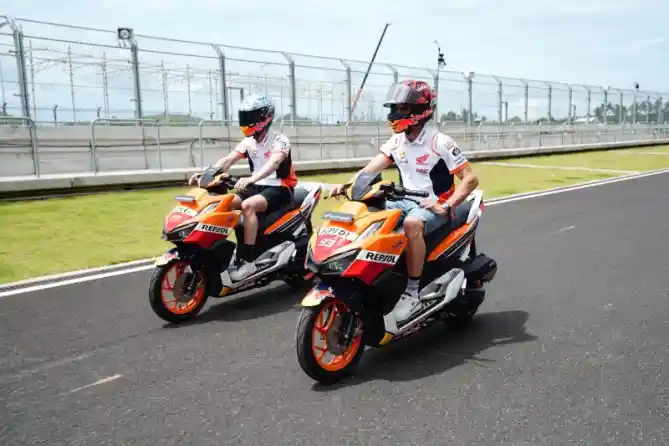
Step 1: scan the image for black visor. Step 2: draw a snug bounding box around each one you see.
[239,108,266,127]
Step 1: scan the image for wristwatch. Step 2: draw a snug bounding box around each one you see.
[442,203,452,217]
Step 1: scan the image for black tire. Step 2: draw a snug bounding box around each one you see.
[445,288,485,329]
[295,301,365,385]
[148,260,208,324]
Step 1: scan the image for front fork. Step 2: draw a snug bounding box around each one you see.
[154,248,205,296]
[302,283,361,343]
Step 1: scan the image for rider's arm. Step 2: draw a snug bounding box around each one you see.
[248,134,290,183]
[343,153,393,185]
[436,135,479,208]
[213,142,246,172]
[342,136,396,185]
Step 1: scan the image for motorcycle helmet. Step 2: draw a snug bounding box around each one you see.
[383,79,436,133]
[238,94,275,137]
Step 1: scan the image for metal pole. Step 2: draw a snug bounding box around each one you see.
[211,45,229,125]
[351,22,391,116]
[7,18,31,119]
[130,40,143,119]
[433,40,446,120]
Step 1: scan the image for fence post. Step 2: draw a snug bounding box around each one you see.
[339,59,352,122]
[568,86,573,124]
[0,17,31,119]
[385,64,399,83]
[464,71,474,126]
[493,77,502,124]
[428,69,439,121]
[211,44,229,125]
[522,80,529,124]
[129,39,143,119]
[602,87,609,125]
[545,82,552,123]
[584,86,591,121]
[281,52,296,127]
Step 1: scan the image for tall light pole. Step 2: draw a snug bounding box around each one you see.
[433,40,446,119]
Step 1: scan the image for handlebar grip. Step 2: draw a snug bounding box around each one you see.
[394,185,429,198]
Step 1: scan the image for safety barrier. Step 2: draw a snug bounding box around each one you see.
[3,136,669,197]
[1,118,668,179]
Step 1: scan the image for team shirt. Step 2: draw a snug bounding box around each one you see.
[379,125,469,203]
[234,131,298,188]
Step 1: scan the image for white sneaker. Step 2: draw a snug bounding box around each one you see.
[392,291,422,323]
[229,261,257,281]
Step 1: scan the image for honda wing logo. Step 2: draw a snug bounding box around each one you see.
[415,153,430,165]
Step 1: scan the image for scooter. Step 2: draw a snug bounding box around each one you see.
[149,165,321,323]
[295,171,498,384]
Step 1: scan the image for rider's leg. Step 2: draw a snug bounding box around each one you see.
[229,194,268,280]
[230,185,293,281]
[391,205,451,323]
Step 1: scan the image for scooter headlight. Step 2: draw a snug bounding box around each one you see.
[165,222,198,242]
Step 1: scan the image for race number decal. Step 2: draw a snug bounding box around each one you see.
[317,238,336,248]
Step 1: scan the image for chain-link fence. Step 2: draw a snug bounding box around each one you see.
[2,16,668,126]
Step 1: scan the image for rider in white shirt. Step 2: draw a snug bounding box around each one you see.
[330,79,480,323]
[188,94,298,281]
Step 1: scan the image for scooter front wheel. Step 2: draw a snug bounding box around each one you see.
[148,259,208,323]
[295,298,364,384]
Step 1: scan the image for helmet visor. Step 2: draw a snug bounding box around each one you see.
[382,82,425,107]
[239,108,264,127]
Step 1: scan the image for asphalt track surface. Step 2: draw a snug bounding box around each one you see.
[3,173,669,445]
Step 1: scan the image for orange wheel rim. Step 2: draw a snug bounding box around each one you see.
[160,261,205,315]
[311,300,362,372]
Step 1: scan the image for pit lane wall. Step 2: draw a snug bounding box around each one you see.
[1,119,668,194]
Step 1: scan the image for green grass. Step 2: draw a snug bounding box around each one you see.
[511,145,669,172]
[1,161,619,283]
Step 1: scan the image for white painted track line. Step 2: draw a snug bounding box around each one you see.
[2,166,669,298]
[480,161,639,175]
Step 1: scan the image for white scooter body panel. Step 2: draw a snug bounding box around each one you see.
[383,268,466,335]
[221,241,296,289]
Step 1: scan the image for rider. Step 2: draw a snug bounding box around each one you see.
[188,94,298,281]
[330,80,480,323]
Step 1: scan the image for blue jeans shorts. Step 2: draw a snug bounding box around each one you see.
[385,198,451,235]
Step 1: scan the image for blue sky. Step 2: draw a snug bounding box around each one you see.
[3,0,668,122]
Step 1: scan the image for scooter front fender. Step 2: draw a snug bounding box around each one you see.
[301,283,335,307]
[154,248,180,266]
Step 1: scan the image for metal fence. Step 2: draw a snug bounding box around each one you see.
[2,15,668,127]
[2,118,668,178]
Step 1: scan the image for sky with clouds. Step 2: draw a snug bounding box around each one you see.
[3,0,668,122]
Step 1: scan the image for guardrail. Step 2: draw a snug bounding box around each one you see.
[3,137,669,198]
[1,118,668,179]
[0,116,40,176]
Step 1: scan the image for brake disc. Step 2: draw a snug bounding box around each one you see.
[325,313,350,355]
[173,272,196,303]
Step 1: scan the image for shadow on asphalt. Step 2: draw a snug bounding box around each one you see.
[161,281,307,328]
[311,310,536,390]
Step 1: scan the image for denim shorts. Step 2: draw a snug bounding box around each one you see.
[385,198,451,235]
